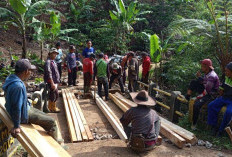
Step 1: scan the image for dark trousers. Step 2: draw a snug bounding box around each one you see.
[84,72,92,93]
[97,77,109,99]
[208,97,232,132]
[122,69,126,85]
[68,67,77,86]
[48,84,59,102]
[109,75,125,93]
[141,73,149,90]
[128,78,138,92]
[192,94,212,125]
[57,62,62,82]
[28,107,58,139]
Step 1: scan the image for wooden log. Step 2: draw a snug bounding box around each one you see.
[114,92,137,107]
[61,89,78,142]
[70,92,94,141]
[225,127,232,143]
[160,117,197,145]
[160,122,186,148]
[65,89,83,142]
[33,125,71,157]
[109,93,129,112]
[91,91,128,141]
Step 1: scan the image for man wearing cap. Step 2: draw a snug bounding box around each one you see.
[120,90,160,152]
[54,42,63,82]
[141,52,151,89]
[185,59,219,130]
[3,59,60,142]
[94,53,110,101]
[66,45,77,86]
[128,52,139,92]
[207,62,232,136]
[83,53,95,94]
[109,62,125,94]
[44,48,60,112]
[82,40,95,59]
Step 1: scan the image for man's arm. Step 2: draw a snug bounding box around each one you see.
[120,108,133,127]
[106,63,110,80]
[205,76,217,94]
[45,61,55,89]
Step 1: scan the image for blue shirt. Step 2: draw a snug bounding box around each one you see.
[82,47,95,58]
[55,49,63,63]
[67,52,77,69]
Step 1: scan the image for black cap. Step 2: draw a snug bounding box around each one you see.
[226,62,232,71]
[56,42,61,47]
[69,45,76,50]
[89,53,95,59]
[98,53,104,58]
[15,59,36,72]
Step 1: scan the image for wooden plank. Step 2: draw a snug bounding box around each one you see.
[114,92,137,107]
[70,92,93,141]
[21,124,61,156]
[67,89,88,141]
[109,93,129,112]
[225,127,232,143]
[33,125,71,157]
[91,91,128,141]
[55,121,64,145]
[61,89,78,142]
[64,89,82,142]
[160,122,186,149]
[160,117,197,145]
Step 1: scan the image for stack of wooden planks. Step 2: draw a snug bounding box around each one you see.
[61,89,93,142]
[91,91,128,142]
[109,92,198,149]
[0,97,71,157]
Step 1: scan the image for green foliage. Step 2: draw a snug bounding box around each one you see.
[28,53,44,73]
[150,34,161,63]
[35,77,44,84]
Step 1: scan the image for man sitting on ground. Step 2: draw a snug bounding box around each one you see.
[120,90,160,152]
[185,59,219,130]
[3,59,61,142]
[208,62,232,136]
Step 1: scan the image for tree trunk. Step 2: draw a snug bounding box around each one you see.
[40,41,44,61]
[22,29,27,58]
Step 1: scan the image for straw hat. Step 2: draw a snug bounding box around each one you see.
[130,90,156,106]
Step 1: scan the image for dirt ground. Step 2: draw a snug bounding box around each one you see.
[45,78,232,157]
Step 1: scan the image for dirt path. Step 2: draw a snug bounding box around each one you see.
[46,78,232,157]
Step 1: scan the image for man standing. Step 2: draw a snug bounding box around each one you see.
[44,48,60,113]
[83,53,95,94]
[82,40,95,59]
[185,59,219,130]
[208,62,232,136]
[95,53,110,101]
[128,52,139,92]
[121,53,129,85]
[55,42,63,82]
[120,90,160,152]
[141,52,151,87]
[67,45,77,86]
[109,63,125,94]
[3,59,60,142]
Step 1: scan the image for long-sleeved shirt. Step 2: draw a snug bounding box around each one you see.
[128,57,139,80]
[44,59,60,84]
[66,52,77,69]
[199,70,219,95]
[142,56,151,76]
[83,58,93,75]
[94,59,110,79]
[120,105,160,139]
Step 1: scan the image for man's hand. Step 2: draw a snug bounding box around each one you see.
[196,71,201,77]
[68,69,71,73]
[10,127,20,138]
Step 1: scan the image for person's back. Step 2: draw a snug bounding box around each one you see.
[128,57,138,79]
[83,58,93,74]
[96,58,108,78]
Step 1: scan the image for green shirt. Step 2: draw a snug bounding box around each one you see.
[96,59,108,78]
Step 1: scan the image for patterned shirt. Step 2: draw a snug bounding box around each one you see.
[66,52,77,69]
[44,59,60,84]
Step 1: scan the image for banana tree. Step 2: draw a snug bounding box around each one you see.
[109,0,152,53]
[0,0,55,58]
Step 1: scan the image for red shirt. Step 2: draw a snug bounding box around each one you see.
[142,56,151,76]
[83,58,93,75]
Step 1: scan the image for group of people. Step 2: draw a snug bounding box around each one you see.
[186,59,232,136]
[3,39,232,152]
